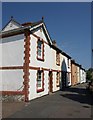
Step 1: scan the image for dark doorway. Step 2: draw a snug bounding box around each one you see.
[62,71,67,89]
[49,71,53,93]
[61,59,67,90]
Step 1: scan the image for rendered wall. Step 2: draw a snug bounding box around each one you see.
[0,34,24,91]
[80,69,83,83]
[29,70,49,100]
[76,66,80,84]
[28,29,61,100]
[1,70,24,91]
[60,54,71,87]
[71,63,77,85]
[1,35,24,66]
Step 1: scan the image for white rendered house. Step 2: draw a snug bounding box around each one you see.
[0,18,63,101]
[60,52,71,88]
[80,67,86,83]
[0,18,85,101]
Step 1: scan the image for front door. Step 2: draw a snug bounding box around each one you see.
[49,71,53,93]
[62,71,67,89]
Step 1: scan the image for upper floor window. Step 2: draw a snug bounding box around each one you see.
[56,51,60,65]
[56,72,60,87]
[37,70,44,92]
[37,39,44,61]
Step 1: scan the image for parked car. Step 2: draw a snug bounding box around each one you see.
[86,81,93,93]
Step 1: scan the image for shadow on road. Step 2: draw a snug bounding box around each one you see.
[60,85,93,105]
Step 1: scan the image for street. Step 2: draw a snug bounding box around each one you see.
[2,83,92,118]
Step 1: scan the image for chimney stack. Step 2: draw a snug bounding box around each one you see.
[52,40,57,47]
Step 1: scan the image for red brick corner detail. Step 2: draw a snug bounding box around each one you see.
[23,30,31,102]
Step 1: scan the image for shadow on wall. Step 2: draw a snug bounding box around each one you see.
[0,35,24,44]
[60,59,68,91]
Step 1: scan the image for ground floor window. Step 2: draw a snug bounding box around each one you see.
[56,72,60,87]
[37,70,44,92]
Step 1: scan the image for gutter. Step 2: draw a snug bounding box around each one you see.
[0,26,31,37]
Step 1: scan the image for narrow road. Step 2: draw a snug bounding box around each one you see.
[3,83,93,118]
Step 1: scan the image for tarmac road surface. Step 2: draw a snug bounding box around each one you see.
[2,83,93,118]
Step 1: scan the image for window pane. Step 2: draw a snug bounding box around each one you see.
[38,49,41,56]
[38,41,42,48]
[37,81,41,87]
[38,49,41,53]
[38,40,43,58]
[38,45,41,49]
[56,72,60,86]
[38,76,41,79]
[37,71,42,88]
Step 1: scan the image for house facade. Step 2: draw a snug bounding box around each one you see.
[71,60,77,85]
[60,52,71,89]
[80,67,86,83]
[0,18,86,102]
[71,60,86,85]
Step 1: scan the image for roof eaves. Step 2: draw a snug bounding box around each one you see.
[12,19,22,26]
[75,62,81,67]
[1,26,31,37]
[31,20,43,27]
[51,44,62,53]
[62,51,71,59]
[42,21,53,45]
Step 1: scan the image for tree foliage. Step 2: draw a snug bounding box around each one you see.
[86,68,93,81]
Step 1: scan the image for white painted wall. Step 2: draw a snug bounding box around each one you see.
[82,70,86,83]
[1,34,24,91]
[29,70,49,100]
[80,69,86,83]
[29,29,61,100]
[84,71,86,82]
[60,54,71,86]
[34,28,49,44]
[1,34,24,66]
[80,69,82,83]
[30,34,53,69]
[1,70,24,91]
[30,32,60,71]
[52,72,60,92]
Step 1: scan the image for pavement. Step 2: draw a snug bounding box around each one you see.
[2,83,93,118]
[2,101,25,118]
